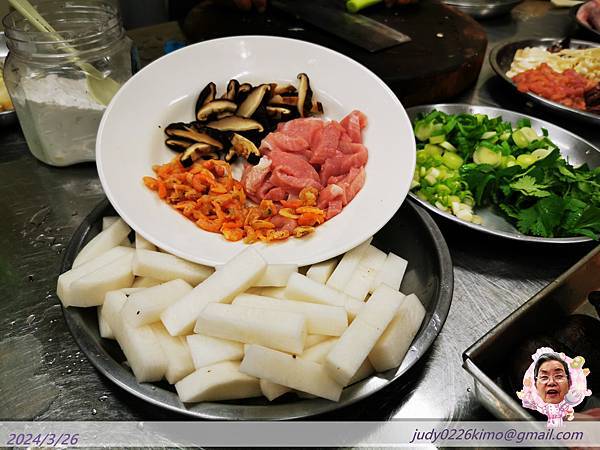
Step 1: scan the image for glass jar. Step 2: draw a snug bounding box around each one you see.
[2,1,135,166]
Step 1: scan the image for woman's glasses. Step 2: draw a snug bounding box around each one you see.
[536,373,568,384]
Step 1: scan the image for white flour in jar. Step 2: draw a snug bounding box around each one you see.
[12,74,106,166]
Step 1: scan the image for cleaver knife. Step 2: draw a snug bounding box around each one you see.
[271,0,411,53]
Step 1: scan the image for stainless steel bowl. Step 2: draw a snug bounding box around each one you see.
[490,37,600,125]
[442,0,523,19]
[61,198,453,420]
[406,103,600,244]
[0,31,17,127]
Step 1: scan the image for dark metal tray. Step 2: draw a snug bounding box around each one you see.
[463,244,600,420]
[60,198,453,420]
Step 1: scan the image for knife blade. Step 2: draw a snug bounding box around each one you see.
[271,0,411,53]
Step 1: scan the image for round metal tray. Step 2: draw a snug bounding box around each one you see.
[489,37,600,125]
[442,0,523,19]
[61,198,453,420]
[406,103,600,244]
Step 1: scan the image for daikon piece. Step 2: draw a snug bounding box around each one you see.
[102,216,119,230]
[301,337,338,363]
[161,247,267,336]
[67,252,135,307]
[347,358,375,386]
[326,238,372,291]
[175,361,261,403]
[121,279,192,327]
[133,249,213,286]
[150,323,195,384]
[342,245,387,301]
[371,252,408,292]
[232,293,347,336]
[259,338,339,400]
[245,287,265,295]
[361,245,387,272]
[103,290,167,382]
[121,287,145,295]
[240,345,342,401]
[285,273,346,307]
[260,379,291,401]
[97,305,114,339]
[186,334,244,369]
[135,232,156,251]
[195,303,307,354]
[306,334,330,348]
[369,293,426,372]
[57,246,133,306]
[73,218,131,268]
[306,258,338,284]
[345,296,364,321]
[258,286,287,299]
[325,284,402,385]
[132,276,162,288]
[253,264,298,287]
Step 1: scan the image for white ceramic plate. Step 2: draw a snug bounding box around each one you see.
[97,36,415,266]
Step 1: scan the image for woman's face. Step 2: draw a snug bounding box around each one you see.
[535,360,570,404]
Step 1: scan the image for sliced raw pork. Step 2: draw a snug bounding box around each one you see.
[241,110,368,220]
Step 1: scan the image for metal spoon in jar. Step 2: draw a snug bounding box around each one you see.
[7,0,121,106]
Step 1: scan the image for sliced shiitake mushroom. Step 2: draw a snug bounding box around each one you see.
[165,122,225,149]
[270,83,296,95]
[180,142,217,167]
[165,138,193,152]
[296,73,313,118]
[266,105,294,116]
[194,82,216,117]
[215,111,234,119]
[229,133,261,165]
[222,79,240,101]
[207,116,264,133]
[196,99,238,121]
[237,84,271,118]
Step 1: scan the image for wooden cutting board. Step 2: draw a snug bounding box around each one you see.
[182,0,487,106]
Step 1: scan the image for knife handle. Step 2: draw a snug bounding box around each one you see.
[346,0,382,13]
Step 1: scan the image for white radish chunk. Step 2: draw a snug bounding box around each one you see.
[232,294,347,337]
[121,287,145,295]
[240,345,342,402]
[371,252,408,292]
[348,359,375,386]
[326,238,372,291]
[57,246,133,306]
[67,252,135,307]
[135,232,156,251]
[285,273,362,321]
[161,248,267,336]
[133,249,213,286]
[121,279,193,327]
[253,264,298,287]
[256,338,339,400]
[258,286,287,299]
[73,218,131,268]
[186,334,244,369]
[325,284,402,386]
[175,361,261,403]
[369,293,426,372]
[285,273,345,307]
[194,303,307,355]
[150,323,195,384]
[306,258,338,284]
[132,276,162,288]
[301,337,338,363]
[97,305,114,339]
[102,216,119,230]
[103,291,167,382]
[342,245,387,301]
[306,334,330,348]
[260,379,291,401]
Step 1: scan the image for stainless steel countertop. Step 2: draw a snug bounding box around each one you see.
[0,4,597,421]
